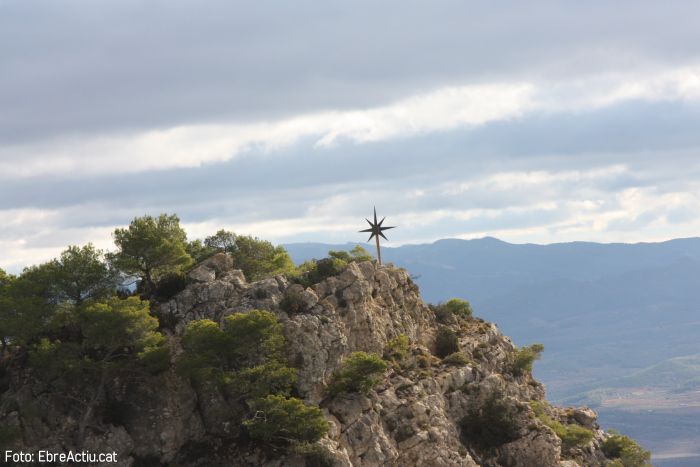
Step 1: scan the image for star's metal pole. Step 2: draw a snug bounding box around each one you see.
[375,234,382,265]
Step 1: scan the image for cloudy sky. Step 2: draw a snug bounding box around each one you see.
[2,1,700,272]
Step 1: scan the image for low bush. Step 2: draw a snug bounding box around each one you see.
[292,443,335,467]
[531,401,593,450]
[512,343,544,375]
[434,298,473,323]
[530,400,548,417]
[556,423,593,450]
[384,334,410,362]
[434,327,459,358]
[243,395,329,447]
[460,391,521,448]
[280,286,307,314]
[310,258,347,283]
[290,258,344,287]
[290,246,372,287]
[138,345,171,374]
[602,430,651,467]
[443,352,470,366]
[328,352,388,396]
[328,245,373,263]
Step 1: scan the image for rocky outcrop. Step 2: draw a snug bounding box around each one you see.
[0,254,615,466]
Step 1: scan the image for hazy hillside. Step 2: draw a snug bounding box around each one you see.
[285,237,700,464]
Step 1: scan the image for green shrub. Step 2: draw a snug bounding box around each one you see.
[530,400,548,417]
[545,418,592,449]
[512,343,544,375]
[328,352,388,396]
[328,250,352,262]
[602,430,651,467]
[178,310,287,382]
[177,319,229,381]
[431,305,451,324]
[177,311,324,452]
[531,401,593,450]
[138,345,171,374]
[557,423,593,449]
[177,310,297,400]
[291,246,372,287]
[227,362,297,400]
[443,352,470,366]
[185,239,215,264]
[243,395,329,446]
[329,245,373,263]
[349,245,373,262]
[292,442,335,467]
[223,310,285,368]
[26,296,165,446]
[435,327,459,358]
[310,258,347,283]
[384,334,410,362]
[460,391,521,448]
[203,231,295,282]
[434,298,473,323]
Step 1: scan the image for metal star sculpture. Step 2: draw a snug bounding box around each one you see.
[359,207,396,265]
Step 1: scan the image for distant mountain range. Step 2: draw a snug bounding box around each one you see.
[284,237,700,464]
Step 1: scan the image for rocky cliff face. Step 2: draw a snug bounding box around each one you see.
[1,254,614,466]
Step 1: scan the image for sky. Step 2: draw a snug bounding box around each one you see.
[2,1,700,272]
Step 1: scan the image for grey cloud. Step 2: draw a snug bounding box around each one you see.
[2,1,700,143]
[3,99,700,215]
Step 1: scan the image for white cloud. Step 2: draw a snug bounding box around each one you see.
[446,165,629,194]
[535,66,700,112]
[2,65,700,180]
[313,83,534,147]
[0,207,115,273]
[5,177,700,273]
[0,82,534,179]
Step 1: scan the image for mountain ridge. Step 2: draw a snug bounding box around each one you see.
[284,237,700,463]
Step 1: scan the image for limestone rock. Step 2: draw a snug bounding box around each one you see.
[497,428,561,467]
[187,264,216,283]
[572,407,598,429]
